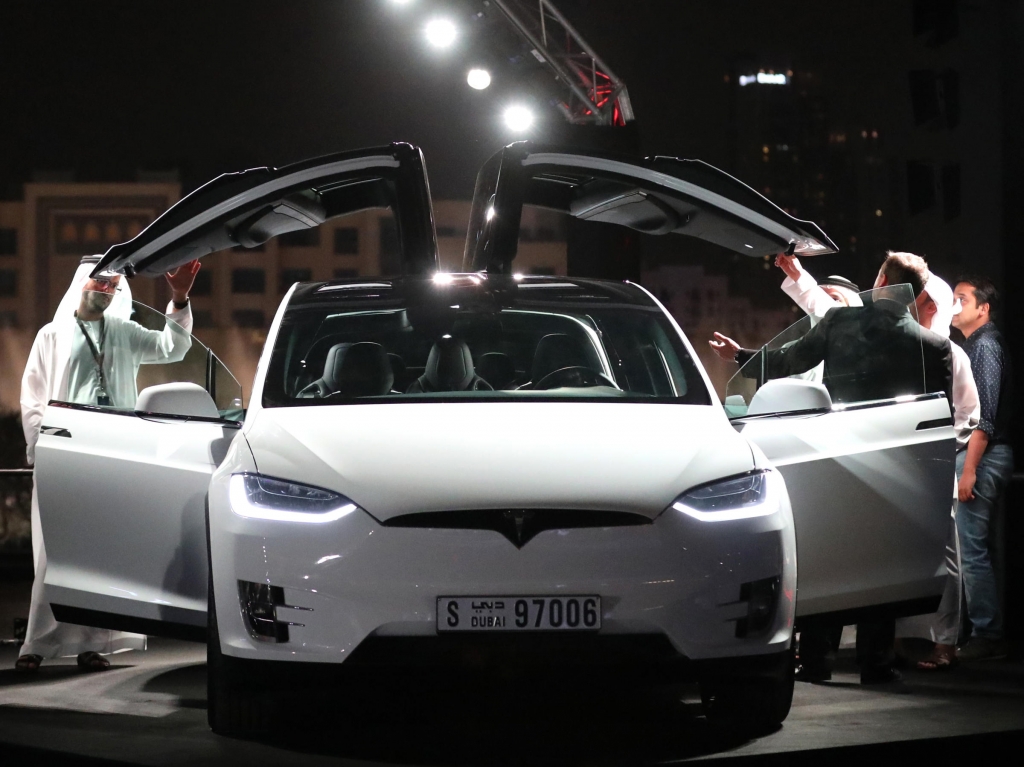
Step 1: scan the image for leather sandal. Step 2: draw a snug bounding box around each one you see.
[15,654,42,672]
[76,651,110,672]
[917,643,957,671]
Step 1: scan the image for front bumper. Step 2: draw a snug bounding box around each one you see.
[209,476,796,665]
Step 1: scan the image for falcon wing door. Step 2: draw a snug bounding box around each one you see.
[725,285,956,621]
[464,141,837,273]
[94,143,437,278]
[33,300,244,640]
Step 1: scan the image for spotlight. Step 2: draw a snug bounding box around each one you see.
[425,18,457,48]
[503,105,534,132]
[467,68,491,90]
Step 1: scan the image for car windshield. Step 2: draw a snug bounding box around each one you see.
[262,275,712,407]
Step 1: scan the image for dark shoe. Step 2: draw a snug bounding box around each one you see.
[957,637,1009,662]
[795,665,832,683]
[15,654,42,672]
[76,651,110,672]
[860,665,902,685]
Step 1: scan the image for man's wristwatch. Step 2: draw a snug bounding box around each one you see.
[172,296,190,310]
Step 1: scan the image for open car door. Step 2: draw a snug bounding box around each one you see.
[94,142,438,278]
[724,286,956,622]
[34,301,243,639]
[463,141,837,272]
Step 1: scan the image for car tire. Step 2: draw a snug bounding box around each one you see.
[207,506,274,736]
[700,649,795,730]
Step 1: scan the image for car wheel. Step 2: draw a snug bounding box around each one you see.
[700,650,795,730]
[207,507,274,735]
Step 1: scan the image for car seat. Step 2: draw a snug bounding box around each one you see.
[523,333,592,388]
[406,336,493,393]
[476,352,517,390]
[297,342,394,398]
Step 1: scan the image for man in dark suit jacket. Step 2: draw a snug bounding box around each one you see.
[711,252,955,684]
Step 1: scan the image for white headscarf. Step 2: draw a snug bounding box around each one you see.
[922,273,957,339]
[54,255,133,323]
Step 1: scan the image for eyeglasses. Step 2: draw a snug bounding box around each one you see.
[88,278,122,294]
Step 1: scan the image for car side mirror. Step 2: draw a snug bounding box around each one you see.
[747,378,832,416]
[136,382,220,419]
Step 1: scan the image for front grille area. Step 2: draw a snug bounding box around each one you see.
[382,508,651,548]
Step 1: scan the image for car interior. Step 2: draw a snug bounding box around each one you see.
[271,301,703,405]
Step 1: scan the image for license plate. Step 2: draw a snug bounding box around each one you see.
[437,596,601,632]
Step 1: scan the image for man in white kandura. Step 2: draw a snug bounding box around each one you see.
[16,255,200,672]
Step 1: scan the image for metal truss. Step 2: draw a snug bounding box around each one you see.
[489,0,633,126]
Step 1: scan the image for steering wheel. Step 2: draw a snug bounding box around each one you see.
[531,366,617,391]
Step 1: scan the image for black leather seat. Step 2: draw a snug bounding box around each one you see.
[525,334,591,388]
[298,342,394,398]
[407,336,492,393]
[476,352,517,390]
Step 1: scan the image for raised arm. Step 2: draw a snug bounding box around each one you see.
[777,255,841,320]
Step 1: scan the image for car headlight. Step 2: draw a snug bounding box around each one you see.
[670,470,778,522]
[229,473,359,523]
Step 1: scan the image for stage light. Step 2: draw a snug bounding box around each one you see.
[467,68,491,90]
[503,105,534,132]
[425,18,457,48]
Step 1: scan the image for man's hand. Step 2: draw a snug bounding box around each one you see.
[775,254,802,282]
[709,332,741,362]
[166,260,201,303]
[958,468,977,503]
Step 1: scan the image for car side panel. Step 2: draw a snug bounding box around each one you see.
[736,397,955,617]
[34,405,236,627]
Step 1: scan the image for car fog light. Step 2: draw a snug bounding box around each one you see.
[238,580,312,643]
[735,576,781,638]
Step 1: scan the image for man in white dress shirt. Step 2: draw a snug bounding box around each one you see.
[16,256,200,672]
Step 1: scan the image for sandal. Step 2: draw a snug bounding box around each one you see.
[76,651,110,672]
[15,654,42,672]
[917,643,958,671]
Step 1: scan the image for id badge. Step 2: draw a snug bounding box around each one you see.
[97,394,112,407]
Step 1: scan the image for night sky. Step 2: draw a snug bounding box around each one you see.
[2,0,909,200]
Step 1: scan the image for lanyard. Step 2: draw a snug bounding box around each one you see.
[75,314,110,400]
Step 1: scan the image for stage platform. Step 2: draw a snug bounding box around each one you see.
[0,637,1021,765]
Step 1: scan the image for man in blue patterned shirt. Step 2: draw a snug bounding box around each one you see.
[951,276,1014,661]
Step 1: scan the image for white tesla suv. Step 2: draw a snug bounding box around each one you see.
[33,143,955,735]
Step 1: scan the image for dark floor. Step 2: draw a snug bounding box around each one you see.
[0,635,1022,766]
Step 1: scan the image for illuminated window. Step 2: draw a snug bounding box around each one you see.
[83,222,101,242]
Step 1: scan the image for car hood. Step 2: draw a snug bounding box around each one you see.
[243,403,753,521]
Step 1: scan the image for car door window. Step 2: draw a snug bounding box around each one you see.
[724,284,926,416]
[55,296,243,421]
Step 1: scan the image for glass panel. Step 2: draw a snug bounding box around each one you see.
[725,284,925,416]
[262,280,712,407]
[56,295,242,419]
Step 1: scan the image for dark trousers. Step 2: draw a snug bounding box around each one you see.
[800,619,895,672]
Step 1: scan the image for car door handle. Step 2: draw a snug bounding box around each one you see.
[39,426,72,438]
[916,418,953,430]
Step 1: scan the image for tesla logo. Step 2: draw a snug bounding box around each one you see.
[502,510,535,547]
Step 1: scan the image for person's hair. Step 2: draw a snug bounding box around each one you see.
[956,274,999,312]
[880,251,929,297]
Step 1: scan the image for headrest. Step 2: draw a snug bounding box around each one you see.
[323,342,394,397]
[423,336,476,391]
[531,334,589,383]
[476,352,516,390]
